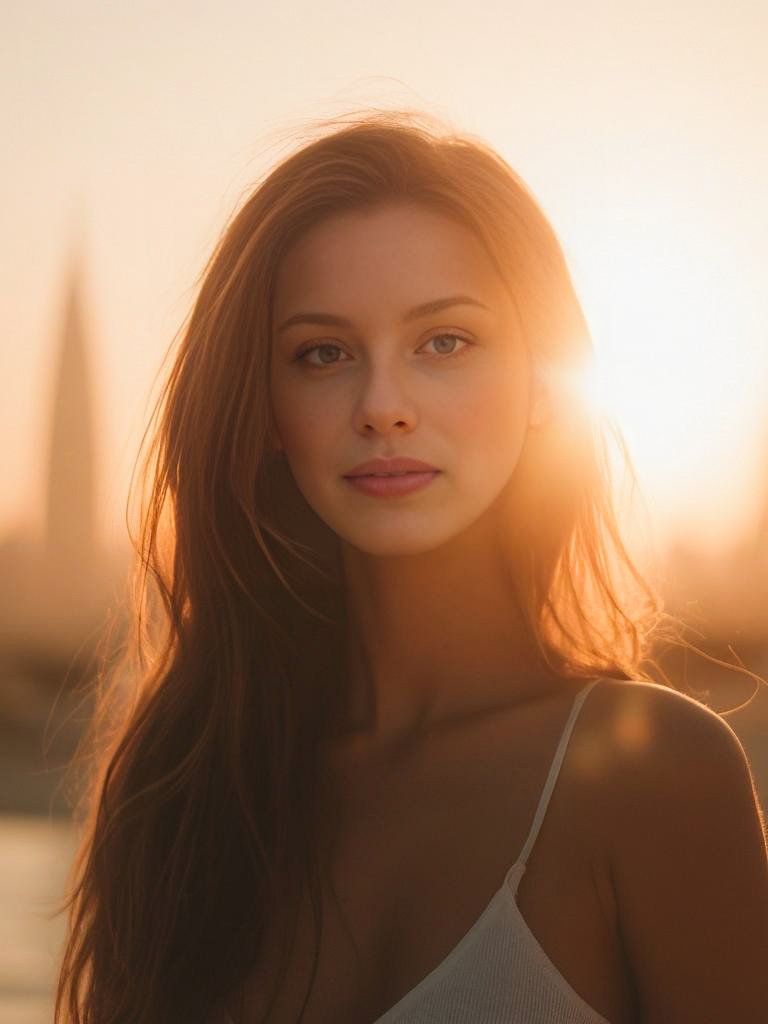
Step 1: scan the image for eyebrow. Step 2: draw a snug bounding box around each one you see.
[275,295,491,335]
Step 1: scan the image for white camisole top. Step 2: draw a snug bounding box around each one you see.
[221,675,613,1023]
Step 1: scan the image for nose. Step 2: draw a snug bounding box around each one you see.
[351,359,418,438]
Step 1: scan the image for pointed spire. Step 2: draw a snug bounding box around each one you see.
[44,230,97,559]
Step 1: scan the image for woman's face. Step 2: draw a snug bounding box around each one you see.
[269,201,548,557]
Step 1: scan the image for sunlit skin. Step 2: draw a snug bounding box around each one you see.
[269,201,560,746]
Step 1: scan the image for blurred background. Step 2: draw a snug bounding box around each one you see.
[2,1,767,1020]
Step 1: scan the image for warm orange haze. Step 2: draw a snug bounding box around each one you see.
[3,3,767,554]
[1,2,768,1023]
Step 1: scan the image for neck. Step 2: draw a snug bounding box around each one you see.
[337,517,559,747]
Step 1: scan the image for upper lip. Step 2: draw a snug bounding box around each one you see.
[343,456,440,477]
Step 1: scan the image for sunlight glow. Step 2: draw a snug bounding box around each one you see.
[570,210,766,548]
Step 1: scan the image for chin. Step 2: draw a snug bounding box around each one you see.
[335,518,474,559]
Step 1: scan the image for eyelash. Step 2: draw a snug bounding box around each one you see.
[294,332,474,369]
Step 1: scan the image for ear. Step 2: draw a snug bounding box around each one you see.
[527,362,553,429]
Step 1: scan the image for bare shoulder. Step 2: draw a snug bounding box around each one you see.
[575,675,760,784]
[580,677,768,1021]
[578,675,767,888]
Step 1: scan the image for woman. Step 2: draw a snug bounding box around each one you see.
[55,109,768,1023]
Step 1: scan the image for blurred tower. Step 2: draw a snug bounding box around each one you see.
[44,250,97,561]
[0,239,132,672]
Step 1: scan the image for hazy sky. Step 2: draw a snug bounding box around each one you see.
[2,0,766,555]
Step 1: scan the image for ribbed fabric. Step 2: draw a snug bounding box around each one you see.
[220,676,610,1024]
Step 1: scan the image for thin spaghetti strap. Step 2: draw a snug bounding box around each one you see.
[509,676,603,879]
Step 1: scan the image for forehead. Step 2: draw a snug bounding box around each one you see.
[272,202,508,320]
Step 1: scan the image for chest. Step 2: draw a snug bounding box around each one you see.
[227,708,638,1024]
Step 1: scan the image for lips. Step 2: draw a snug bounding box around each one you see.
[343,456,440,478]
[344,469,440,498]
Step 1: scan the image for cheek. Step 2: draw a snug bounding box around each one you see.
[458,358,531,447]
[270,377,338,463]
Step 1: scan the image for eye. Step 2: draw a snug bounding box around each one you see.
[294,342,349,368]
[420,332,472,358]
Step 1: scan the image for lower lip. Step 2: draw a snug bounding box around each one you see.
[343,471,440,497]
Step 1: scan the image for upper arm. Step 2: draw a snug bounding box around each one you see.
[604,683,768,1023]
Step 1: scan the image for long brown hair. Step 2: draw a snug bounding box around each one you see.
[55,107,684,1023]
